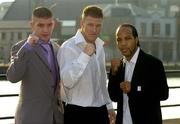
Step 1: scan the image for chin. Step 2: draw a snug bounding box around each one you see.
[89,38,97,43]
[42,37,50,42]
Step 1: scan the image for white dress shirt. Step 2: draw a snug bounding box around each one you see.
[123,47,140,124]
[57,30,113,110]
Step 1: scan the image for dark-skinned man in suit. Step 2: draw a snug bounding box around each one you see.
[108,23,169,124]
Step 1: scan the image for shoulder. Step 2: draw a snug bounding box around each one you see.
[140,50,163,65]
[11,39,27,50]
[13,39,26,46]
[51,41,60,49]
[61,36,76,48]
[96,37,104,47]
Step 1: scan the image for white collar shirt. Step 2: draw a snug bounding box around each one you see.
[57,30,113,109]
[123,47,140,124]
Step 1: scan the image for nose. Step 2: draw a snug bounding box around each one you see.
[92,26,97,33]
[118,39,126,46]
[121,40,126,45]
[43,26,49,33]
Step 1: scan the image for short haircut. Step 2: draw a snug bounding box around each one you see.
[81,5,103,19]
[32,6,53,18]
[116,23,140,46]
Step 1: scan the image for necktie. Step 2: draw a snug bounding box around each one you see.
[41,43,57,87]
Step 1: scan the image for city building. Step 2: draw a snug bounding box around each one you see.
[0,0,179,64]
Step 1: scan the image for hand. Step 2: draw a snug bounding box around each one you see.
[111,58,122,75]
[83,43,96,56]
[27,33,39,46]
[108,109,116,124]
[120,81,131,93]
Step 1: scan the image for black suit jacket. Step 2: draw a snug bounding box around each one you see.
[108,49,169,124]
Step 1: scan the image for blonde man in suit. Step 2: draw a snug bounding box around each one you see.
[6,6,63,124]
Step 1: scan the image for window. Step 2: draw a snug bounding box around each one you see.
[18,32,22,40]
[165,24,171,36]
[140,22,146,35]
[152,22,160,36]
[0,47,3,60]
[10,32,14,40]
[1,32,6,40]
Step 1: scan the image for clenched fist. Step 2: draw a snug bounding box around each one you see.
[83,43,96,56]
[111,58,122,75]
[120,81,131,93]
[27,33,39,46]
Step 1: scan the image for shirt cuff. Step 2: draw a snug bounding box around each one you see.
[106,102,114,110]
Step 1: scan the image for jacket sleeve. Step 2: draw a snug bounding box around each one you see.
[155,60,169,101]
[108,67,123,102]
[145,56,169,101]
[6,42,30,83]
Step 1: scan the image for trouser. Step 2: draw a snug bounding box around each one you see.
[64,104,109,124]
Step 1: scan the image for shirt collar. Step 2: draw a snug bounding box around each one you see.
[124,47,140,64]
[74,29,104,47]
[38,39,51,45]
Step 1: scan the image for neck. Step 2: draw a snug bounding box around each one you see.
[126,47,138,61]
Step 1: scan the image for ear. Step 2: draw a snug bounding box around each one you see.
[80,19,83,28]
[135,37,139,45]
[29,21,32,27]
[52,19,56,28]
[29,21,34,31]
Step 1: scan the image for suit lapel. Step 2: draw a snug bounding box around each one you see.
[51,43,59,74]
[32,44,55,97]
[131,50,143,82]
[129,50,144,97]
[33,42,60,96]
[33,44,50,70]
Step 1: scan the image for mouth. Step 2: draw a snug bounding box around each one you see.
[42,34,49,37]
[41,34,50,39]
[39,35,50,41]
[88,34,97,39]
[89,34,97,37]
[121,48,128,53]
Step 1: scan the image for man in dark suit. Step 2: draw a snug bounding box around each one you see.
[6,7,63,124]
[108,23,169,124]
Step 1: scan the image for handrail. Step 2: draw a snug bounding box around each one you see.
[0,73,6,80]
[165,70,180,73]
[0,94,19,97]
[0,74,6,77]
[161,104,180,107]
[0,70,180,120]
[0,116,14,120]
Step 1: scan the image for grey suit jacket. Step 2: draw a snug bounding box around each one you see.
[7,40,64,124]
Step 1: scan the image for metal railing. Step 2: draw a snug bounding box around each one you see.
[0,70,180,120]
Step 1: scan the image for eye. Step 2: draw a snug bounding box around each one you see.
[48,23,53,27]
[116,38,122,43]
[87,23,93,27]
[125,36,132,40]
[37,24,44,28]
[96,24,101,28]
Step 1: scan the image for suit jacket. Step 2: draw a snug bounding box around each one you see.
[7,40,64,124]
[108,49,169,124]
